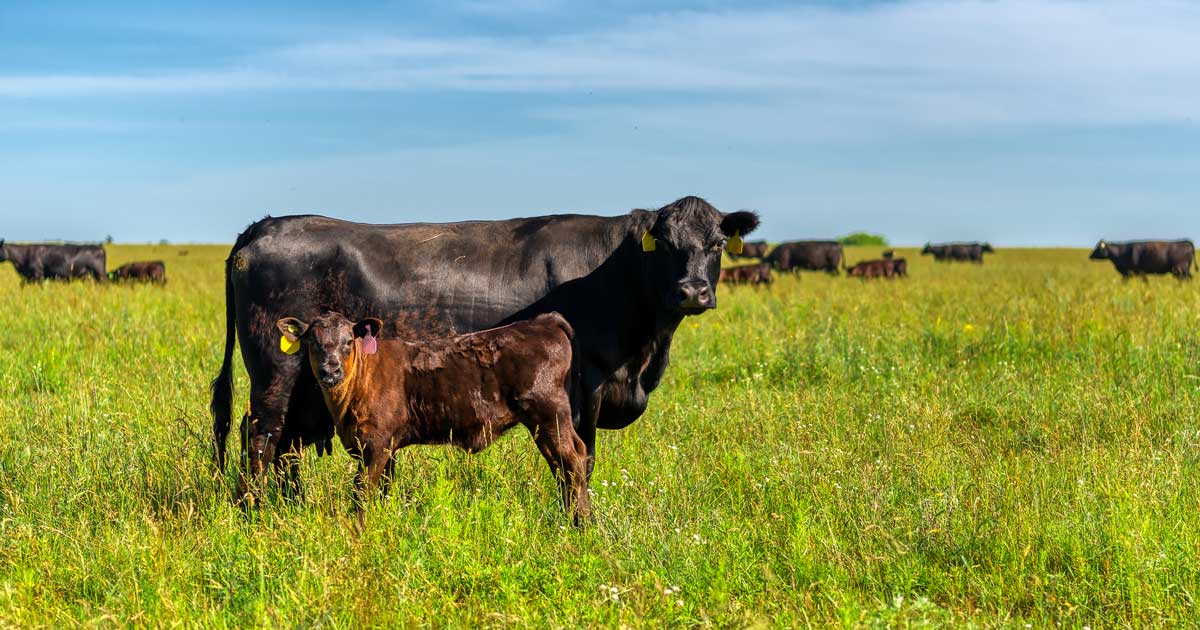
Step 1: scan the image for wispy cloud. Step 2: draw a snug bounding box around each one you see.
[3,0,1198,131]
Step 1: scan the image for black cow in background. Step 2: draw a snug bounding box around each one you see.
[0,241,106,282]
[1089,239,1195,280]
[728,240,768,260]
[210,196,760,502]
[921,242,994,263]
[765,241,843,274]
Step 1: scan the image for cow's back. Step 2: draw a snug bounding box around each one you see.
[232,214,629,341]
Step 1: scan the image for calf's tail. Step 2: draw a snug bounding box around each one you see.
[209,249,237,472]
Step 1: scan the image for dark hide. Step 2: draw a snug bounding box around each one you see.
[920,242,994,263]
[0,241,106,282]
[1089,239,1195,279]
[764,241,843,274]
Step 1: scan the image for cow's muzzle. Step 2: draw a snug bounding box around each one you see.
[677,279,714,313]
[318,364,344,387]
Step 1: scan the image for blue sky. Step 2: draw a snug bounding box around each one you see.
[1,0,1198,245]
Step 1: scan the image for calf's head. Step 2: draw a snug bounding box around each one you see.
[640,196,759,315]
[276,312,384,388]
[921,243,932,255]
[982,243,995,253]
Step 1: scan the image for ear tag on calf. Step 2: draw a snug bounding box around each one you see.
[280,334,300,355]
[728,231,744,255]
[361,333,378,356]
[641,230,656,252]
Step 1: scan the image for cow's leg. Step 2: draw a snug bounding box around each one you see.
[239,370,295,506]
[576,380,604,480]
[531,396,591,526]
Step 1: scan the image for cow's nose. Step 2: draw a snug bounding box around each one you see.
[678,280,714,310]
[318,364,343,384]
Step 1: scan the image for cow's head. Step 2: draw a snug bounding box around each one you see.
[638,196,759,315]
[982,243,995,253]
[1089,240,1112,260]
[276,312,383,388]
[0,240,6,262]
[921,243,932,255]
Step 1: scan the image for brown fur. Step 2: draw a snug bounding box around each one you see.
[847,258,907,280]
[278,311,590,526]
[719,263,773,285]
[110,260,166,284]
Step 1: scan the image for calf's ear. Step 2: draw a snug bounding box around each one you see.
[276,317,310,342]
[353,318,385,339]
[720,210,760,237]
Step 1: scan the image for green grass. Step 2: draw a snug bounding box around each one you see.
[0,244,1198,627]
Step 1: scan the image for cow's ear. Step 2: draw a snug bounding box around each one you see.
[353,318,384,339]
[720,211,760,237]
[276,317,309,342]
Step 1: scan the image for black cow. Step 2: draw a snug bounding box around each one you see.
[728,240,768,260]
[1089,239,1195,280]
[210,196,759,501]
[0,241,106,282]
[765,241,843,274]
[921,242,994,263]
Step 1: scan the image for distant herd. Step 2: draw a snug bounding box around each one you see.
[720,238,1195,285]
[0,240,166,284]
[2,198,1196,525]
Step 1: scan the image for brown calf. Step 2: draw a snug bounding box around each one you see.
[719,263,773,285]
[847,258,907,279]
[110,260,166,284]
[276,311,590,525]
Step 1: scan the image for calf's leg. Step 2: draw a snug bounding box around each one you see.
[352,437,394,528]
[531,399,592,526]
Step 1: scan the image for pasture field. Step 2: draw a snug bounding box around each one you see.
[1,244,1198,628]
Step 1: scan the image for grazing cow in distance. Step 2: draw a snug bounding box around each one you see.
[110,260,167,284]
[1089,239,1195,280]
[765,241,844,274]
[719,263,773,286]
[921,242,994,263]
[847,258,906,279]
[277,311,589,525]
[728,240,769,260]
[0,240,106,282]
[210,195,759,502]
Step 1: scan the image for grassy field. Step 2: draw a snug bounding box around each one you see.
[0,243,1198,627]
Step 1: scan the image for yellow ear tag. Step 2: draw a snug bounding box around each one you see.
[641,230,656,252]
[280,328,300,355]
[727,231,744,255]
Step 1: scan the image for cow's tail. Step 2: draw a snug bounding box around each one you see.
[209,248,238,473]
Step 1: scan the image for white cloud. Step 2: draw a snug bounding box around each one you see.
[3,0,1198,131]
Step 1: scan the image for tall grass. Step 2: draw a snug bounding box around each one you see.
[0,244,1196,627]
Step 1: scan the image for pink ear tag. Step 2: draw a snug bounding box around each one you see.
[361,333,377,356]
